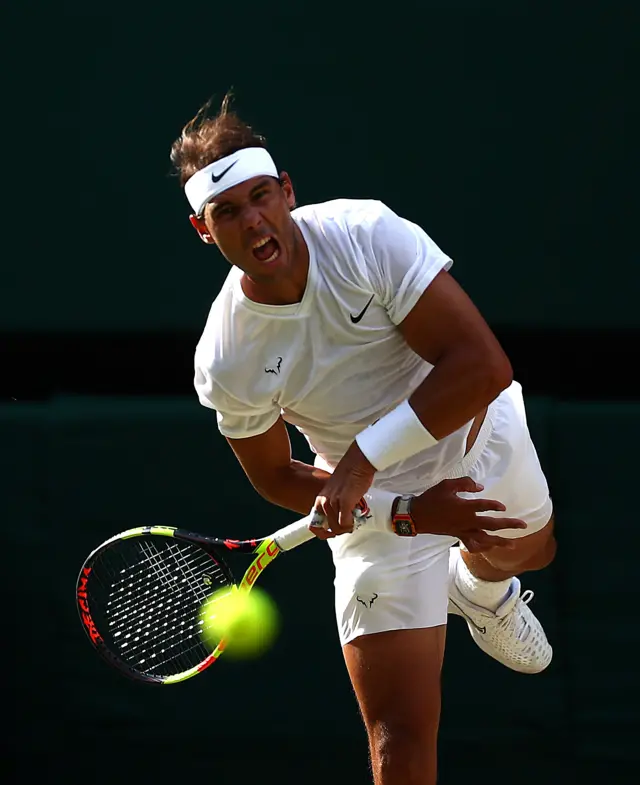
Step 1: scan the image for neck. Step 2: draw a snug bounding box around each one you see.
[241,224,309,305]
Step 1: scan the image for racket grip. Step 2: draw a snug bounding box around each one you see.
[273,507,371,552]
[273,514,318,551]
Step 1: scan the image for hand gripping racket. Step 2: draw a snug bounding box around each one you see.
[76,506,369,685]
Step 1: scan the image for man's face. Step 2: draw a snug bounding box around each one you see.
[191,174,298,281]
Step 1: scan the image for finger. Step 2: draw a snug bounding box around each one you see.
[476,516,528,531]
[447,476,485,494]
[316,496,338,530]
[309,508,327,528]
[321,498,352,536]
[474,532,517,550]
[311,497,328,521]
[328,517,353,536]
[462,536,484,554]
[337,503,355,534]
[468,498,507,513]
[309,506,335,540]
[462,533,515,553]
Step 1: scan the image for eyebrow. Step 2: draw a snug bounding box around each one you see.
[209,178,274,214]
[250,177,273,193]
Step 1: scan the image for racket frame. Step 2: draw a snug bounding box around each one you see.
[76,525,279,685]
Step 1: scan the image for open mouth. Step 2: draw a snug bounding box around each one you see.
[252,235,281,264]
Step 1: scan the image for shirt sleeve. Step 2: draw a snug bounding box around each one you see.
[194,364,281,439]
[360,202,453,325]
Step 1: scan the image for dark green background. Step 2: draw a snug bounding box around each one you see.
[6,396,639,784]
[4,3,638,784]
[4,4,636,332]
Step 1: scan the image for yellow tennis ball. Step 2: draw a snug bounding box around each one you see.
[198,585,280,659]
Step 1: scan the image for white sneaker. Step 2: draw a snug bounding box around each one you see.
[448,577,553,674]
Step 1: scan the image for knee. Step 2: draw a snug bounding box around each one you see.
[536,533,557,569]
[370,717,438,784]
[489,530,557,574]
[519,531,557,572]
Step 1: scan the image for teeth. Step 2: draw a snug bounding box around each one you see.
[264,249,279,263]
[253,236,272,249]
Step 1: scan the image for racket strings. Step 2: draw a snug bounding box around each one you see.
[88,537,230,676]
[110,541,219,667]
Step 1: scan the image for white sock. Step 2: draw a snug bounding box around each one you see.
[452,547,513,612]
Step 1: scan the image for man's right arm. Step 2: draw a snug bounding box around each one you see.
[225,415,523,550]
[226,417,331,516]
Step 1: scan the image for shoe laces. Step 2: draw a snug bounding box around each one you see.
[496,589,535,642]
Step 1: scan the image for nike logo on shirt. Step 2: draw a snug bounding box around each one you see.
[350,294,375,324]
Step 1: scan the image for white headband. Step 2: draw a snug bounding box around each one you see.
[184,147,279,216]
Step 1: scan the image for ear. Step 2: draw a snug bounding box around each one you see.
[189,214,216,245]
[279,172,297,210]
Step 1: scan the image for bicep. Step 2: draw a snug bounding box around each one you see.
[225,416,292,495]
[397,269,509,366]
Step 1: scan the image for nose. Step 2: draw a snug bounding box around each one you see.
[240,204,263,234]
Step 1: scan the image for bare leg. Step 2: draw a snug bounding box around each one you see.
[342,626,446,785]
[462,516,556,581]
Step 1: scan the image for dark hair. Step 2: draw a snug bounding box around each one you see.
[170,91,267,187]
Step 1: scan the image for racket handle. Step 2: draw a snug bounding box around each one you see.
[272,514,318,551]
[273,507,370,552]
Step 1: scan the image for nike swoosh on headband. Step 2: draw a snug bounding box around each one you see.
[211,161,238,183]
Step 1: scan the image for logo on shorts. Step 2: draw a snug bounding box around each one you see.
[356,592,379,608]
[265,357,283,375]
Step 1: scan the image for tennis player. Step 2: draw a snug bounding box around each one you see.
[170,96,556,785]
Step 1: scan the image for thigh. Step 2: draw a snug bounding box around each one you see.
[343,626,446,784]
[344,626,447,728]
[483,514,556,572]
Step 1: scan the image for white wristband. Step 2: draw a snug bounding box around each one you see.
[355,399,438,471]
[361,487,399,534]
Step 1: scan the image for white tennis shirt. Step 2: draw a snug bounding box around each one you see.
[194,198,475,495]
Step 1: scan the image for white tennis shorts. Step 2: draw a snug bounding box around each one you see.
[324,382,553,646]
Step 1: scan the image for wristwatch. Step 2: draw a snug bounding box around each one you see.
[391,494,417,537]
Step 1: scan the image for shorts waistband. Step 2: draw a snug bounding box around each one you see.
[442,402,496,480]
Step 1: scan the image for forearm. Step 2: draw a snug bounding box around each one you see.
[354,346,512,473]
[258,459,332,515]
[409,347,512,439]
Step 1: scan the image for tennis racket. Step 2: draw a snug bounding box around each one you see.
[76,505,369,685]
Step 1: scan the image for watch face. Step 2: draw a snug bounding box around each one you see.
[397,520,413,536]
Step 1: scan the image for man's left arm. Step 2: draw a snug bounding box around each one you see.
[318,209,513,531]
[323,270,512,523]
[394,267,512,439]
